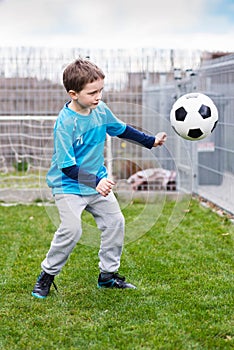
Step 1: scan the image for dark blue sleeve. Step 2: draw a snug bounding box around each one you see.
[62,165,102,189]
[118,125,155,149]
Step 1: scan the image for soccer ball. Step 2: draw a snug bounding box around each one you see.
[170,93,218,141]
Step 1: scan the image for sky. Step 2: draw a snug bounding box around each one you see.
[0,0,234,52]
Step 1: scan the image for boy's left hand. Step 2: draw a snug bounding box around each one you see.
[96,178,115,197]
[154,132,167,147]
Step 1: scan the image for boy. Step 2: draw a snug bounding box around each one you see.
[32,58,167,298]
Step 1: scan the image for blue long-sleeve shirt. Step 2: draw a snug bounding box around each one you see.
[47,101,155,195]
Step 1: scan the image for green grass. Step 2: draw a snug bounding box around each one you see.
[0,198,233,349]
[0,170,47,189]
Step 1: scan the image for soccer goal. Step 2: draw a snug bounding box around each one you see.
[0,115,56,202]
[0,115,116,203]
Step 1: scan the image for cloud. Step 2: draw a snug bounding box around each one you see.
[59,0,206,38]
[0,0,66,35]
[0,0,233,51]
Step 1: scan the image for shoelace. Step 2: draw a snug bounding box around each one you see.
[40,273,58,292]
[52,281,58,292]
[112,273,125,281]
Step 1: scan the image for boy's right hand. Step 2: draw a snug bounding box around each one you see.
[96,178,115,197]
[154,132,167,147]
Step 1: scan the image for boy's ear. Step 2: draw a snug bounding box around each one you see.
[68,90,77,99]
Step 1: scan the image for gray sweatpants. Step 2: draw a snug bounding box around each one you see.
[41,192,125,275]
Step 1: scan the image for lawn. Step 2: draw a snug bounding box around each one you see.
[0,198,233,349]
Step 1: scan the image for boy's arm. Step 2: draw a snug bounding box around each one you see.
[118,125,166,148]
[62,165,115,197]
[62,165,101,189]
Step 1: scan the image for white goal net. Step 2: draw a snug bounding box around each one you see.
[0,116,56,201]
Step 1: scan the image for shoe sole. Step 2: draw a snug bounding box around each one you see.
[31,292,47,299]
[97,283,137,289]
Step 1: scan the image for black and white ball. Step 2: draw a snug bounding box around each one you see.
[170,93,218,141]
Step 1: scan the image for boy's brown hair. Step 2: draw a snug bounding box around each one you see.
[63,58,105,93]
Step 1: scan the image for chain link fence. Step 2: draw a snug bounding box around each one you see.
[143,53,234,214]
[0,47,233,214]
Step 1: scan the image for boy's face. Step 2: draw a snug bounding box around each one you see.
[69,79,104,112]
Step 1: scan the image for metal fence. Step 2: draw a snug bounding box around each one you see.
[0,47,233,214]
[196,54,234,214]
[143,54,234,214]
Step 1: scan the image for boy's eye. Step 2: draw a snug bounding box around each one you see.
[89,88,103,95]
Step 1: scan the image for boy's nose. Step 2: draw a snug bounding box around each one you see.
[96,91,103,101]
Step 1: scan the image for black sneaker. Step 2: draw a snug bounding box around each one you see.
[98,272,137,289]
[32,271,58,299]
